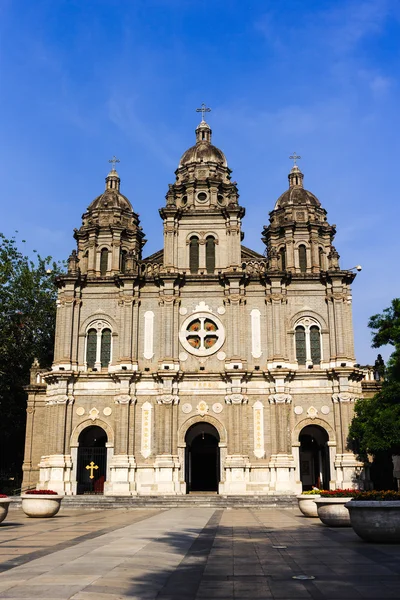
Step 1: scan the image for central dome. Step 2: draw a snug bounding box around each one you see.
[178,121,227,168]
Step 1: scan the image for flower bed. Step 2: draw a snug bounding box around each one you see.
[21,490,63,518]
[25,489,58,495]
[297,490,322,517]
[346,491,400,542]
[351,491,400,501]
[315,490,359,526]
[319,489,360,498]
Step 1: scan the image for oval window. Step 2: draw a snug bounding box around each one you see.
[197,192,208,202]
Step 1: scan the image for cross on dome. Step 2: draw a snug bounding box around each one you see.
[196,103,211,122]
[108,156,120,171]
[289,152,301,166]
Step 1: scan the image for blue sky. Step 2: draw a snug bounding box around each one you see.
[1,0,399,364]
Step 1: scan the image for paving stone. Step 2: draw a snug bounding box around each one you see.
[1,507,400,600]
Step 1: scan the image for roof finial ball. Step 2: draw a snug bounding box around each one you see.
[195,103,212,144]
[106,156,121,191]
[288,152,304,188]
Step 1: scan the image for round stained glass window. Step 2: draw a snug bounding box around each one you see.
[179,312,225,356]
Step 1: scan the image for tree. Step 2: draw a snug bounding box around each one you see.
[349,298,400,473]
[0,234,64,483]
[369,299,400,381]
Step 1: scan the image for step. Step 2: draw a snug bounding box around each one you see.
[10,494,298,509]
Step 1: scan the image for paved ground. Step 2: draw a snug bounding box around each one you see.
[0,507,400,599]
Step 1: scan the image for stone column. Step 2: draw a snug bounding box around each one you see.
[87,236,97,276]
[119,298,134,363]
[268,394,295,491]
[71,298,82,369]
[61,297,74,365]
[267,290,287,361]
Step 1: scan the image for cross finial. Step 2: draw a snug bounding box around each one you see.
[289,152,301,166]
[108,156,120,171]
[196,103,211,122]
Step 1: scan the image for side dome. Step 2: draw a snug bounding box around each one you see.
[88,189,133,212]
[178,121,227,168]
[87,169,133,212]
[274,165,320,209]
[274,187,321,209]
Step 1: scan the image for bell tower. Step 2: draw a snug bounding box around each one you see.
[73,161,146,278]
[160,107,245,273]
[262,156,338,273]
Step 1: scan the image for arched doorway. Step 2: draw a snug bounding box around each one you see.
[185,423,220,493]
[77,426,107,495]
[299,425,330,490]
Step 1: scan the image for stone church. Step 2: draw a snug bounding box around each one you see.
[22,111,367,496]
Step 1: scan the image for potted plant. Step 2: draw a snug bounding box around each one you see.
[315,489,360,526]
[297,489,322,518]
[0,494,10,524]
[21,489,63,518]
[345,491,400,542]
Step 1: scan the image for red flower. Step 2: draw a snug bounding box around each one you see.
[25,489,58,495]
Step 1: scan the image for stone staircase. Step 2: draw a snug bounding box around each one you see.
[55,494,297,509]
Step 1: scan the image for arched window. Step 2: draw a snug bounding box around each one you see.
[295,326,306,365]
[86,329,97,369]
[299,245,307,273]
[101,329,111,367]
[319,247,324,270]
[189,237,199,274]
[279,247,286,271]
[120,249,127,274]
[310,326,321,364]
[100,248,109,276]
[294,318,322,366]
[206,236,216,273]
[85,321,113,370]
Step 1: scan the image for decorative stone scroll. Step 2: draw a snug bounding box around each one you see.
[225,393,248,405]
[143,311,154,359]
[268,393,292,404]
[250,309,262,359]
[332,393,358,403]
[253,401,265,458]
[141,401,152,458]
[157,394,179,405]
[115,394,131,405]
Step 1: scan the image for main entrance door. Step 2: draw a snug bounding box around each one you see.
[77,426,107,495]
[185,423,220,493]
[299,425,330,490]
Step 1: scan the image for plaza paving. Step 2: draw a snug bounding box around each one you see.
[0,506,400,599]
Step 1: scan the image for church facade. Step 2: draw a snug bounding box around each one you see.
[22,115,366,496]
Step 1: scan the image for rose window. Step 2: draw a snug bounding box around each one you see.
[179,313,225,357]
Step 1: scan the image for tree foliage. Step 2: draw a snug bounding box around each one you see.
[349,298,400,460]
[369,298,400,380]
[0,234,64,477]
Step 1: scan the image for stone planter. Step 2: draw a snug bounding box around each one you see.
[297,494,320,518]
[315,497,353,527]
[345,501,400,543]
[21,494,63,518]
[0,498,10,524]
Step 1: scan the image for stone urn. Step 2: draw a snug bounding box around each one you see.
[345,501,400,543]
[297,494,320,518]
[21,493,63,518]
[0,497,10,524]
[315,497,353,526]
